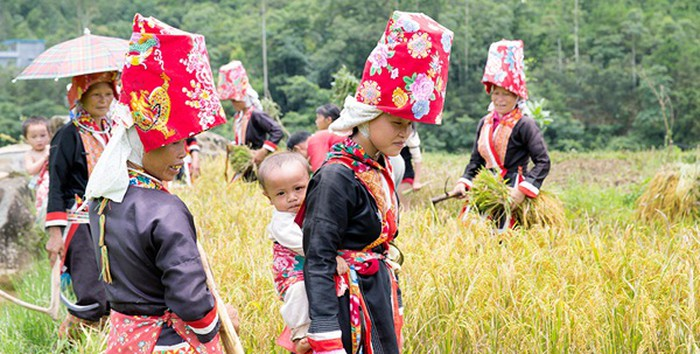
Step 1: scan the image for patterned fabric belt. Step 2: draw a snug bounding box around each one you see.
[336,249,403,354]
[67,210,90,224]
[107,310,222,354]
[272,243,305,300]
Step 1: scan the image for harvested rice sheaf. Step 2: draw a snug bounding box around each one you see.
[515,190,566,228]
[467,169,565,228]
[636,163,700,221]
[468,169,512,223]
[227,144,254,177]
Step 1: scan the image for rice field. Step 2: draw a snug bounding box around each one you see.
[1,148,699,353]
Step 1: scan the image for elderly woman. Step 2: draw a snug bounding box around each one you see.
[299,12,453,354]
[44,70,118,337]
[85,15,229,353]
[451,39,550,230]
[217,61,283,167]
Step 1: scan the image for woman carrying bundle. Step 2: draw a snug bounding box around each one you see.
[450,39,550,231]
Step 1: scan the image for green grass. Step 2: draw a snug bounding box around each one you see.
[1,149,699,353]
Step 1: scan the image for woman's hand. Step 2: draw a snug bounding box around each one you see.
[411,178,424,191]
[294,337,311,354]
[335,256,349,275]
[252,148,268,165]
[450,183,467,198]
[509,187,526,207]
[46,227,64,264]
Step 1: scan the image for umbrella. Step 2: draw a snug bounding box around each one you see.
[13,28,128,82]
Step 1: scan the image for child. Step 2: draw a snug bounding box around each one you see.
[306,103,346,172]
[22,116,51,220]
[286,131,312,158]
[258,152,348,354]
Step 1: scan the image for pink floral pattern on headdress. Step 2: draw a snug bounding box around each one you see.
[355,11,453,125]
[482,39,528,100]
[217,60,249,101]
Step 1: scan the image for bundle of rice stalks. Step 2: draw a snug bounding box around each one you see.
[514,190,566,228]
[636,163,700,222]
[226,144,254,180]
[467,169,512,224]
[467,169,565,229]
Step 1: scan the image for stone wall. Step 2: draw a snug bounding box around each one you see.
[0,176,36,277]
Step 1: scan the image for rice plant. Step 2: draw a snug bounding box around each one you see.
[1,149,699,353]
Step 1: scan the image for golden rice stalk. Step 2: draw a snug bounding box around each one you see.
[467,169,512,225]
[227,145,254,177]
[514,190,566,228]
[636,163,700,221]
[467,169,565,228]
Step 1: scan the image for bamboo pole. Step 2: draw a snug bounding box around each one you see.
[197,242,245,354]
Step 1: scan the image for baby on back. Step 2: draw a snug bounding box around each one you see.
[258,152,348,353]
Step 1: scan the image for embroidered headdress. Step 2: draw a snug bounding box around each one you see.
[67,71,119,109]
[482,39,528,100]
[118,13,226,152]
[217,60,249,102]
[86,14,226,202]
[331,11,453,132]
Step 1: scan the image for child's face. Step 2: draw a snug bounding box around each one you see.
[263,162,309,213]
[25,124,50,151]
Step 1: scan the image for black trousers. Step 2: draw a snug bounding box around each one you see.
[64,223,109,321]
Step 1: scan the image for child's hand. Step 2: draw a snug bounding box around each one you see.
[335,256,349,275]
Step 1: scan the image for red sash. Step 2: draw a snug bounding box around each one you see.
[107,310,222,354]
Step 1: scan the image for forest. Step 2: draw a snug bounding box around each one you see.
[1,0,699,152]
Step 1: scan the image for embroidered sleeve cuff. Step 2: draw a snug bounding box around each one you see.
[186,303,219,339]
[458,177,473,191]
[308,332,344,353]
[518,181,540,198]
[45,212,68,228]
[263,140,277,152]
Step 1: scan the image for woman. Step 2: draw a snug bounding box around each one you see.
[217,60,283,166]
[451,39,550,230]
[85,14,230,353]
[45,70,118,337]
[300,12,453,353]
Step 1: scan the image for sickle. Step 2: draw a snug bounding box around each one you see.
[0,258,61,320]
[430,177,459,205]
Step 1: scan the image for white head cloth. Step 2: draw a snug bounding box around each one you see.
[85,102,145,203]
[329,95,383,133]
[244,87,263,111]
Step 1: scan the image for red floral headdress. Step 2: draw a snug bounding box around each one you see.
[482,39,528,100]
[118,14,226,152]
[354,11,453,125]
